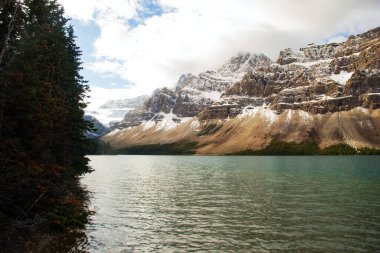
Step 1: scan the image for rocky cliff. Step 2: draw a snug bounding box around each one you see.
[103,27,380,154]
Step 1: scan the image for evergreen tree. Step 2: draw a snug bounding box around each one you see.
[0,0,93,250]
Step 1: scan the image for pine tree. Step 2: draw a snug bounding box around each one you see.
[0,0,93,250]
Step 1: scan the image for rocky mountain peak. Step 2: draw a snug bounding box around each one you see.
[117,52,272,129]
[217,52,272,76]
[277,43,340,65]
[114,27,380,136]
[104,27,380,154]
[360,26,380,39]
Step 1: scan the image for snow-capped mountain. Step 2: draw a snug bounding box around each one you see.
[99,95,149,109]
[114,53,272,129]
[86,95,148,127]
[104,27,380,154]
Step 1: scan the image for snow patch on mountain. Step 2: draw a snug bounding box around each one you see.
[107,128,121,136]
[354,107,370,115]
[298,110,313,123]
[142,119,155,130]
[182,87,222,101]
[239,105,278,125]
[142,111,193,132]
[285,109,293,126]
[189,119,200,130]
[292,59,333,68]
[330,71,354,85]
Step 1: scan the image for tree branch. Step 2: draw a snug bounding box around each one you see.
[0,1,21,67]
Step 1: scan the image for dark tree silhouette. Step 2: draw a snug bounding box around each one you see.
[0,0,93,251]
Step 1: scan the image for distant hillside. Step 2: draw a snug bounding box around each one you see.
[84,115,109,138]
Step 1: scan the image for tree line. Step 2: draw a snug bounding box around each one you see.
[0,0,93,251]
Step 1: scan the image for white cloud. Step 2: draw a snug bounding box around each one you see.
[87,60,124,76]
[58,0,97,21]
[58,0,137,22]
[59,0,380,105]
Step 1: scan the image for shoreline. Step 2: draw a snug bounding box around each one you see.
[91,139,380,156]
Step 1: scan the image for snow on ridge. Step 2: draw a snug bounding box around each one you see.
[280,85,310,94]
[199,72,240,83]
[330,71,354,85]
[156,111,177,131]
[291,59,333,68]
[238,105,314,127]
[189,119,200,130]
[142,119,155,130]
[238,106,315,126]
[285,109,293,126]
[354,107,369,115]
[203,91,222,101]
[239,105,278,125]
[182,87,222,101]
[107,128,121,136]
[141,111,194,132]
[297,110,313,123]
[217,52,271,78]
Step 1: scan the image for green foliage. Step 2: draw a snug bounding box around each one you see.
[88,139,114,155]
[319,144,357,155]
[115,142,198,155]
[229,139,380,155]
[253,140,320,155]
[47,206,90,232]
[357,147,380,155]
[0,0,93,250]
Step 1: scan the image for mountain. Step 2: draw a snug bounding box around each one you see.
[86,95,148,126]
[114,53,272,128]
[103,27,380,154]
[84,115,109,138]
[100,95,149,109]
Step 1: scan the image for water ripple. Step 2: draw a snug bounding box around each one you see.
[81,155,380,252]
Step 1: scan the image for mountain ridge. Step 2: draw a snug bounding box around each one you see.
[86,95,148,126]
[103,27,380,154]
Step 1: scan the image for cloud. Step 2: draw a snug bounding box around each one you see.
[58,0,97,21]
[59,0,380,101]
[87,60,125,76]
[58,0,137,22]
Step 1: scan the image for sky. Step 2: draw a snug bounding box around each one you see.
[57,0,380,110]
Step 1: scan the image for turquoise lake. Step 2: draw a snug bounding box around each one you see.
[81,156,380,252]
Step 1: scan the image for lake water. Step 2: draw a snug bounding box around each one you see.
[82,156,380,252]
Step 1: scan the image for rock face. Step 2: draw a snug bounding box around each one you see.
[115,53,272,128]
[104,27,380,153]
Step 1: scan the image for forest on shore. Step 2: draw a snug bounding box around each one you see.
[0,0,94,251]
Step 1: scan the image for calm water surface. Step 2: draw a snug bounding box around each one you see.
[82,156,380,252]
